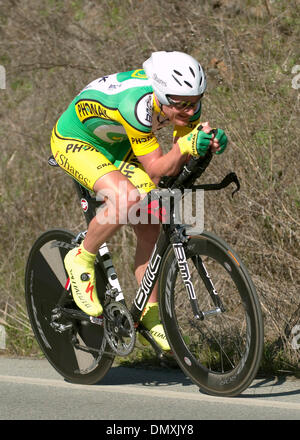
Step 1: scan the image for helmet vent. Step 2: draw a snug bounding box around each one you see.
[189,67,195,77]
[172,74,182,86]
[184,81,193,88]
[173,70,183,76]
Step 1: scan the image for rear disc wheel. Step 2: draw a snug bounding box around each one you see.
[25,228,114,384]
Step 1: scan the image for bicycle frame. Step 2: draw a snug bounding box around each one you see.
[73,180,183,323]
[72,178,228,326]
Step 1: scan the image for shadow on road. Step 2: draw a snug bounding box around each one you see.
[98,365,192,387]
[239,376,300,399]
[98,365,300,398]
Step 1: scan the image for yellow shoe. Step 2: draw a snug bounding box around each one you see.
[138,302,171,351]
[64,243,103,317]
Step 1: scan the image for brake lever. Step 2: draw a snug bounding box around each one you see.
[230,172,241,198]
[192,171,241,197]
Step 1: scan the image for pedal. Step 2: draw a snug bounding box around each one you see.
[105,287,119,300]
[50,321,73,333]
[57,307,90,321]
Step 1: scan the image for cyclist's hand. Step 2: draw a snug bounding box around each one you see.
[177,123,213,157]
[213,128,228,155]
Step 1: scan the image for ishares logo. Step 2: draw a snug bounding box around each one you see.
[0,65,5,89]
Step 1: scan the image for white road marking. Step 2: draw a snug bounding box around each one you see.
[0,374,299,411]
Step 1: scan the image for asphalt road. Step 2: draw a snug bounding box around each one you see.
[0,357,299,422]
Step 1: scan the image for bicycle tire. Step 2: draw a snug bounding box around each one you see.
[159,231,264,397]
[25,228,114,384]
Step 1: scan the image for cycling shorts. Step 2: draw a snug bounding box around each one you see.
[50,123,156,194]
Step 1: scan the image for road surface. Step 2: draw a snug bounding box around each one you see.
[0,357,299,421]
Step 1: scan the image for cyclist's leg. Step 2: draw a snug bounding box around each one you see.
[84,170,141,253]
[115,151,170,350]
[51,126,140,316]
[133,223,170,350]
[65,170,141,316]
[114,149,159,298]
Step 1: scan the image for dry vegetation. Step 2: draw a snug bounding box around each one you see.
[0,0,299,374]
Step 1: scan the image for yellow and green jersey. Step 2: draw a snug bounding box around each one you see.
[57,68,201,162]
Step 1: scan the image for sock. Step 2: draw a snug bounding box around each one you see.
[75,241,97,266]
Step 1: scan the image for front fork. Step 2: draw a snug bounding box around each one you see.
[172,234,225,321]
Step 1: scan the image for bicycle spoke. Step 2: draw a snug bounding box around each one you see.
[160,234,263,396]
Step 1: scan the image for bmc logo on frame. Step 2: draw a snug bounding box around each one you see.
[291,325,300,350]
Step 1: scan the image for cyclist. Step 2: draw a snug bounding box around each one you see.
[50,51,228,351]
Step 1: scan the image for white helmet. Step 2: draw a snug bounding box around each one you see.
[143,51,206,105]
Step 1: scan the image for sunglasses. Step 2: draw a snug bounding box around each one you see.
[167,94,204,110]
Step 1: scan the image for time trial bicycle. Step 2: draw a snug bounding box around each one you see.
[25,150,264,397]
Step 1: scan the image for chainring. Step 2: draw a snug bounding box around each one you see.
[103,302,136,356]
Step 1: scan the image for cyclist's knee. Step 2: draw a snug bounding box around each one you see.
[117,187,140,223]
[95,183,140,225]
[133,223,160,244]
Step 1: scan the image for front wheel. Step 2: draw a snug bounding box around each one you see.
[25,229,114,384]
[159,232,264,397]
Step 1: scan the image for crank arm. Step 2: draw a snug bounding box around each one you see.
[137,324,165,360]
[58,307,91,321]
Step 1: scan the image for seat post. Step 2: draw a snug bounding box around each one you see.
[73,180,100,227]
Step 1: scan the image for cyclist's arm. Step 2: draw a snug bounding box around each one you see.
[136,121,203,183]
[138,104,202,181]
[137,143,187,184]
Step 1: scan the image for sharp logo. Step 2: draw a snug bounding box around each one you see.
[54,152,91,187]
